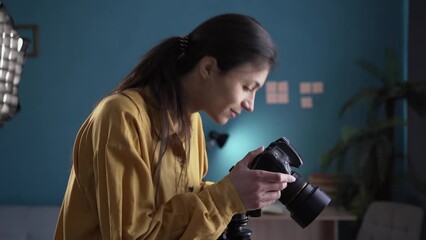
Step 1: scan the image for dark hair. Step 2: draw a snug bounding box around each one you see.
[115,14,277,202]
[178,14,277,74]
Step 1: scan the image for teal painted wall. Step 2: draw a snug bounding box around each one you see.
[0,0,404,205]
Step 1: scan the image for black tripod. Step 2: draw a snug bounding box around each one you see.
[218,209,261,240]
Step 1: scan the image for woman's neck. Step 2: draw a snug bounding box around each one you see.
[179,71,206,115]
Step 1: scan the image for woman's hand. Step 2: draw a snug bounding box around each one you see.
[228,147,296,211]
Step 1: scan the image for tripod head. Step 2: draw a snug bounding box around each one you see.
[217,212,252,240]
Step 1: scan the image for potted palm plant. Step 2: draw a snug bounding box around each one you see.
[321,48,426,219]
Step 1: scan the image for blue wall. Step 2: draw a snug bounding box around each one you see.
[0,0,404,205]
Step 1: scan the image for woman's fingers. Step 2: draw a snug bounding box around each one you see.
[229,147,297,211]
[254,170,296,183]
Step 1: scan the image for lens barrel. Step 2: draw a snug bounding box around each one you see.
[279,172,331,228]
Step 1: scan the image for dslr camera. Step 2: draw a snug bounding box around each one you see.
[250,137,331,228]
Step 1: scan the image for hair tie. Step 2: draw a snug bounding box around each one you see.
[178,35,190,60]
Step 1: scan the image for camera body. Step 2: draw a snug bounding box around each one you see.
[250,137,331,228]
[250,137,302,175]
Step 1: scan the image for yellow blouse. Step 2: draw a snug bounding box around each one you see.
[54,89,245,240]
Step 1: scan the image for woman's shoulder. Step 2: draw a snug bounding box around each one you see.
[190,112,204,132]
[191,112,202,122]
[94,89,148,116]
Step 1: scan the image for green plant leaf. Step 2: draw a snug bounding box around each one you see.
[339,87,378,117]
[341,125,360,142]
[369,117,405,132]
[353,138,375,173]
[320,139,346,167]
[356,58,386,85]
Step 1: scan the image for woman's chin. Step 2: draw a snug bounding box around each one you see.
[210,115,229,125]
[215,118,228,125]
[203,110,232,125]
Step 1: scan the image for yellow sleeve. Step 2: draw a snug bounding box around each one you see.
[154,176,244,239]
[89,94,245,239]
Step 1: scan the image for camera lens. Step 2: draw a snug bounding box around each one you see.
[279,172,331,228]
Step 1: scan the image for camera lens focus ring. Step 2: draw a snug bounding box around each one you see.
[279,172,306,205]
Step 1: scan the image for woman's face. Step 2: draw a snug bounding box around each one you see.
[204,62,269,125]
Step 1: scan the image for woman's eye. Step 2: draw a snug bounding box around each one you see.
[243,86,253,92]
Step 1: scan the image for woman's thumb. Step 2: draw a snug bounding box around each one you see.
[239,146,265,167]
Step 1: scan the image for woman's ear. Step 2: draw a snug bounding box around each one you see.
[199,56,218,80]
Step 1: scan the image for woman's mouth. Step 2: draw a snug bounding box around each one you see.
[230,110,239,118]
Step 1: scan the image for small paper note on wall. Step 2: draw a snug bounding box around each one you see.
[266,81,289,104]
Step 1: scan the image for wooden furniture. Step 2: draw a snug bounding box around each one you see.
[246,204,356,240]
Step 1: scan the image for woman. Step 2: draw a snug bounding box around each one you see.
[54,13,296,239]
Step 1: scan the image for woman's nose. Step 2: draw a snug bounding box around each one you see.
[242,94,255,112]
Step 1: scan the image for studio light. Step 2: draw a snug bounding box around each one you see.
[0,2,29,127]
